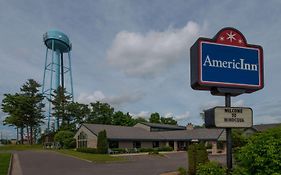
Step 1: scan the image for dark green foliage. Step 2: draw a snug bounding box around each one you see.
[112,111,135,126]
[87,102,114,125]
[134,117,148,124]
[232,129,248,148]
[139,148,154,152]
[177,167,187,175]
[160,117,177,125]
[50,86,72,129]
[156,146,173,152]
[111,148,127,154]
[149,112,177,125]
[232,166,249,175]
[149,112,161,123]
[188,144,197,175]
[196,162,226,175]
[65,102,90,126]
[196,143,209,164]
[76,148,98,154]
[54,130,75,149]
[235,126,281,175]
[97,130,108,154]
[188,143,209,175]
[2,79,44,144]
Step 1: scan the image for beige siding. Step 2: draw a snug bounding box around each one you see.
[141,141,152,148]
[160,141,168,147]
[133,123,150,131]
[74,125,98,148]
[119,141,133,148]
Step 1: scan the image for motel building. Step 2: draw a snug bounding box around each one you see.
[74,122,227,154]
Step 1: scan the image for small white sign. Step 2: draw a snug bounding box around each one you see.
[214,107,253,128]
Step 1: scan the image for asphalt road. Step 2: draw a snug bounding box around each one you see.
[13,151,225,175]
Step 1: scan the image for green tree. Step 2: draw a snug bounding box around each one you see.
[65,102,90,129]
[188,143,209,175]
[232,129,248,149]
[2,94,26,144]
[196,162,226,175]
[2,79,44,144]
[112,111,135,126]
[235,126,281,174]
[50,86,72,129]
[54,130,76,148]
[97,130,108,154]
[134,117,148,124]
[20,79,45,144]
[86,101,114,125]
[149,112,161,123]
[160,117,177,125]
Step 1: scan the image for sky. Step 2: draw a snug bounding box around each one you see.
[1,0,281,138]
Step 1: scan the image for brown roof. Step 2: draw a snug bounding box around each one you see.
[82,123,225,141]
[157,129,225,141]
[140,122,186,130]
[253,123,281,132]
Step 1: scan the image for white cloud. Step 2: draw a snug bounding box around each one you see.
[77,91,106,103]
[174,111,191,121]
[106,21,201,77]
[77,90,144,106]
[200,100,221,111]
[232,100,245,107]
[130,111,150,119]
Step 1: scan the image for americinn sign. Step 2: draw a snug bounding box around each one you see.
[189,27,264,173]
[190,27,264,93]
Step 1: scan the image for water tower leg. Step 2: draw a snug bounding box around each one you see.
[68,52,74,101]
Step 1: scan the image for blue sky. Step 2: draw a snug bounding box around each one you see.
[1,0,281,138]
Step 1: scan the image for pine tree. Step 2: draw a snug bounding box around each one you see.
[97,130,108,154]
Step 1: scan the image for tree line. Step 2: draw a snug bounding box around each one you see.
[1,79,178,144]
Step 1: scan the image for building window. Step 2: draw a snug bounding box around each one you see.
[133,141,141,148]
[109,141,119,148]
[152,141,159,148]
[77,131,87,148]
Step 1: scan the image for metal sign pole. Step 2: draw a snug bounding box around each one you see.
[225,93,232,174]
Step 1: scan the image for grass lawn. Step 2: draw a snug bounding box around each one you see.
[0,145,125,163]
[0,153,11,175]
[0,144,42,151]
[56,149,126,163]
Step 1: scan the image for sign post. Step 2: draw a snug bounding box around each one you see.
[225,94,232,174]
[190,27,264,174]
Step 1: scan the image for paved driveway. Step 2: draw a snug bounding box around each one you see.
[13,151,225,175]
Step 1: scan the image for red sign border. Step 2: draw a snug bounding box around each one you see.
[191,27,264,93]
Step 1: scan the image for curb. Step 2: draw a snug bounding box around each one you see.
[8,153,13,175]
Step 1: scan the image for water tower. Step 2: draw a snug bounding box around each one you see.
[42,30,74,131]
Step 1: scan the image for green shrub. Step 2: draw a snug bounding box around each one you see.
[235,126,281,174]
[188,143,209,175]
[196,143,209,164]
[196,162,226,175]
[97,130,108,154]
[139,147,154,152]
[188,144,196,175]
[157,146,173,152]
[76,148,98,154]
[111,148,127,153]
[148,150,159,155]
[54,130,75,149]
[177,167,187,175]
[232,166,249,175]
[205,142,212,149]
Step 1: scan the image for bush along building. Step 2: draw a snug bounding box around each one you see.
[74,122,226,154]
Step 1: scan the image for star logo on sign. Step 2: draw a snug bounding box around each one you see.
[226,31,236,42]
[220,36,224,41]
